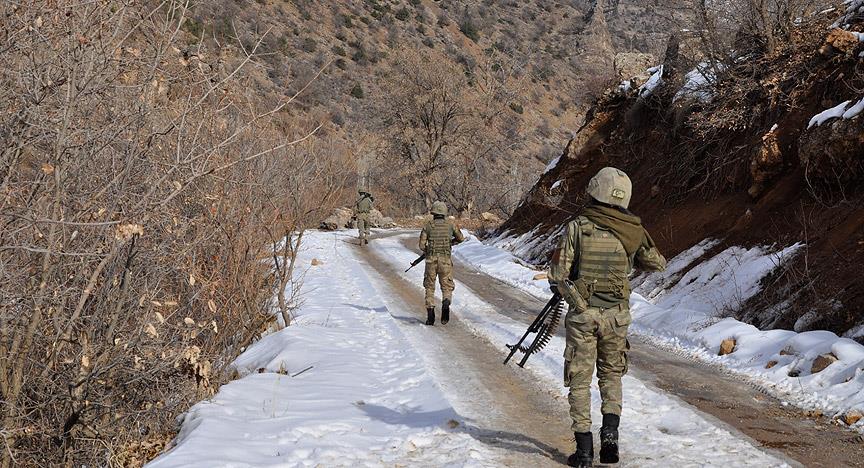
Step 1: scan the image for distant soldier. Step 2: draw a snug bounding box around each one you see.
[548,167,666,467]
[419,201,465,326]
[355,190,374,245]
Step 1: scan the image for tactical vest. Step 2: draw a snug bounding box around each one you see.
[425,219,454,256]
[356,197,372,213]
[575,217,632,307]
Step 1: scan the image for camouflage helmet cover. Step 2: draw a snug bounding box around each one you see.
[586,167,632,209]
[430,201,448,216]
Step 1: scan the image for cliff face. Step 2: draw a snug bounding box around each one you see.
[499,14,864,339]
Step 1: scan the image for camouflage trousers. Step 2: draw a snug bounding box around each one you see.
[356,213,370,240]
[564,303,631,433]
[423,255,455,308]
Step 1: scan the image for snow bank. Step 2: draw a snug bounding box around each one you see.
[149,231,496,467]
[453,234,550,299]
[484,224,564,265]
[808,100,852,128]
[457,233,864,429]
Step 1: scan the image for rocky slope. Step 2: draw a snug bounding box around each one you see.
[498,6,864,339]
[184,0,688,215]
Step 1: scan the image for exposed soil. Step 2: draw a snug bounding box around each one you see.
[378,232,864,467]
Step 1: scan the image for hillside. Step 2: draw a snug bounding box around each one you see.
[498,3,864,339]
[181,0,689,215]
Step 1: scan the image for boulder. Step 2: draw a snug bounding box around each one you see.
[533,272,548,280]
[765,360,778,369]
[481,211,502,224]
[718,338,736,356]
[311,258,323,266]
[810,353,838,374]
[320,207,354,230]
[842,410,863,426]
[613,52,656,85]
[368,209,396,228]
[799,117,864,184]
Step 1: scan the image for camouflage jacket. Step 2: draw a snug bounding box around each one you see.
[548,215,666,310]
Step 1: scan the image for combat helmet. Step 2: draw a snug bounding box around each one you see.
[430,201,448,216]
[586,167,632,209]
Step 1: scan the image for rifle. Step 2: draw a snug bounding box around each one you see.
[504,293,565,368]
[405,253,426,272]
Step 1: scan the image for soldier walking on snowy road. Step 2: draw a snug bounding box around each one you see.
[419,201,465,326]
[548,167,666,467]
[355,190,374,245]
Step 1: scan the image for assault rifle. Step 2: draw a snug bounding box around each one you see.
[405,253,427,272]
[504,293,565,368]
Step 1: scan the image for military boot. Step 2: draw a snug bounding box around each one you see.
[599,413,620,464]
[441,299,451,324]
[425,307,435,326]
[567,432,593,467]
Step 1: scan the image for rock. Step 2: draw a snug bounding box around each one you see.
[799,117,864,184]
[779,346,796,356]
[820,29,860,56]
[613,52,656,85]
[842,410,863,426]
[748,125,783,198]
[765,360,778,369]
[320,207,354,230]
[481,211,501,224]
[311,258,322,266]
[718,338,736,356]
[810,353,838,374]
[533,272,548,280]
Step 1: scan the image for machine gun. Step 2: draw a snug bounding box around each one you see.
[405,253,427,272]
[503,293,565,368]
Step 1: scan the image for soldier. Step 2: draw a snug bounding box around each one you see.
[355,190,374,245]
[548,167,666,467]
[419,201,465,326]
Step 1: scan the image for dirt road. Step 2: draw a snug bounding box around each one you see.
[361,231,864,467]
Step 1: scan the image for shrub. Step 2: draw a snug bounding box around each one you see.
[350,83,365,98]
[301,37,317,53]
[509,102,524,114]
[459,19,480,42]
[395,7,410,21]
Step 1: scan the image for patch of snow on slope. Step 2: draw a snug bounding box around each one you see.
[808,100,852,128]
[148,231,495,467]
[673,63,724,103]
[638,65,664,98]
[542,155,561,175]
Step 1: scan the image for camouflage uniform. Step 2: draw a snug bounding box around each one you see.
[355,194,373,243]
[549,215,666,433]
[419,217,465,308]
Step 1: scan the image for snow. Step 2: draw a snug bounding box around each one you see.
[619,80,633,93]
[673,62,724,103]
[807,98,864,128]
[372,232,788,466]
[456,233,864,429]
[638,65,663,98]
[842,97,864,119]
[149,231,497,467]
[542,155,561,175]
[808,100,852,128]
[550,179,563,190]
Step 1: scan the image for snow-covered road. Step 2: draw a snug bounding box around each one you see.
[149,230,790,467]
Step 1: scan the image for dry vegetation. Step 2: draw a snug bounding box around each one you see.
[0,1,347,465]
